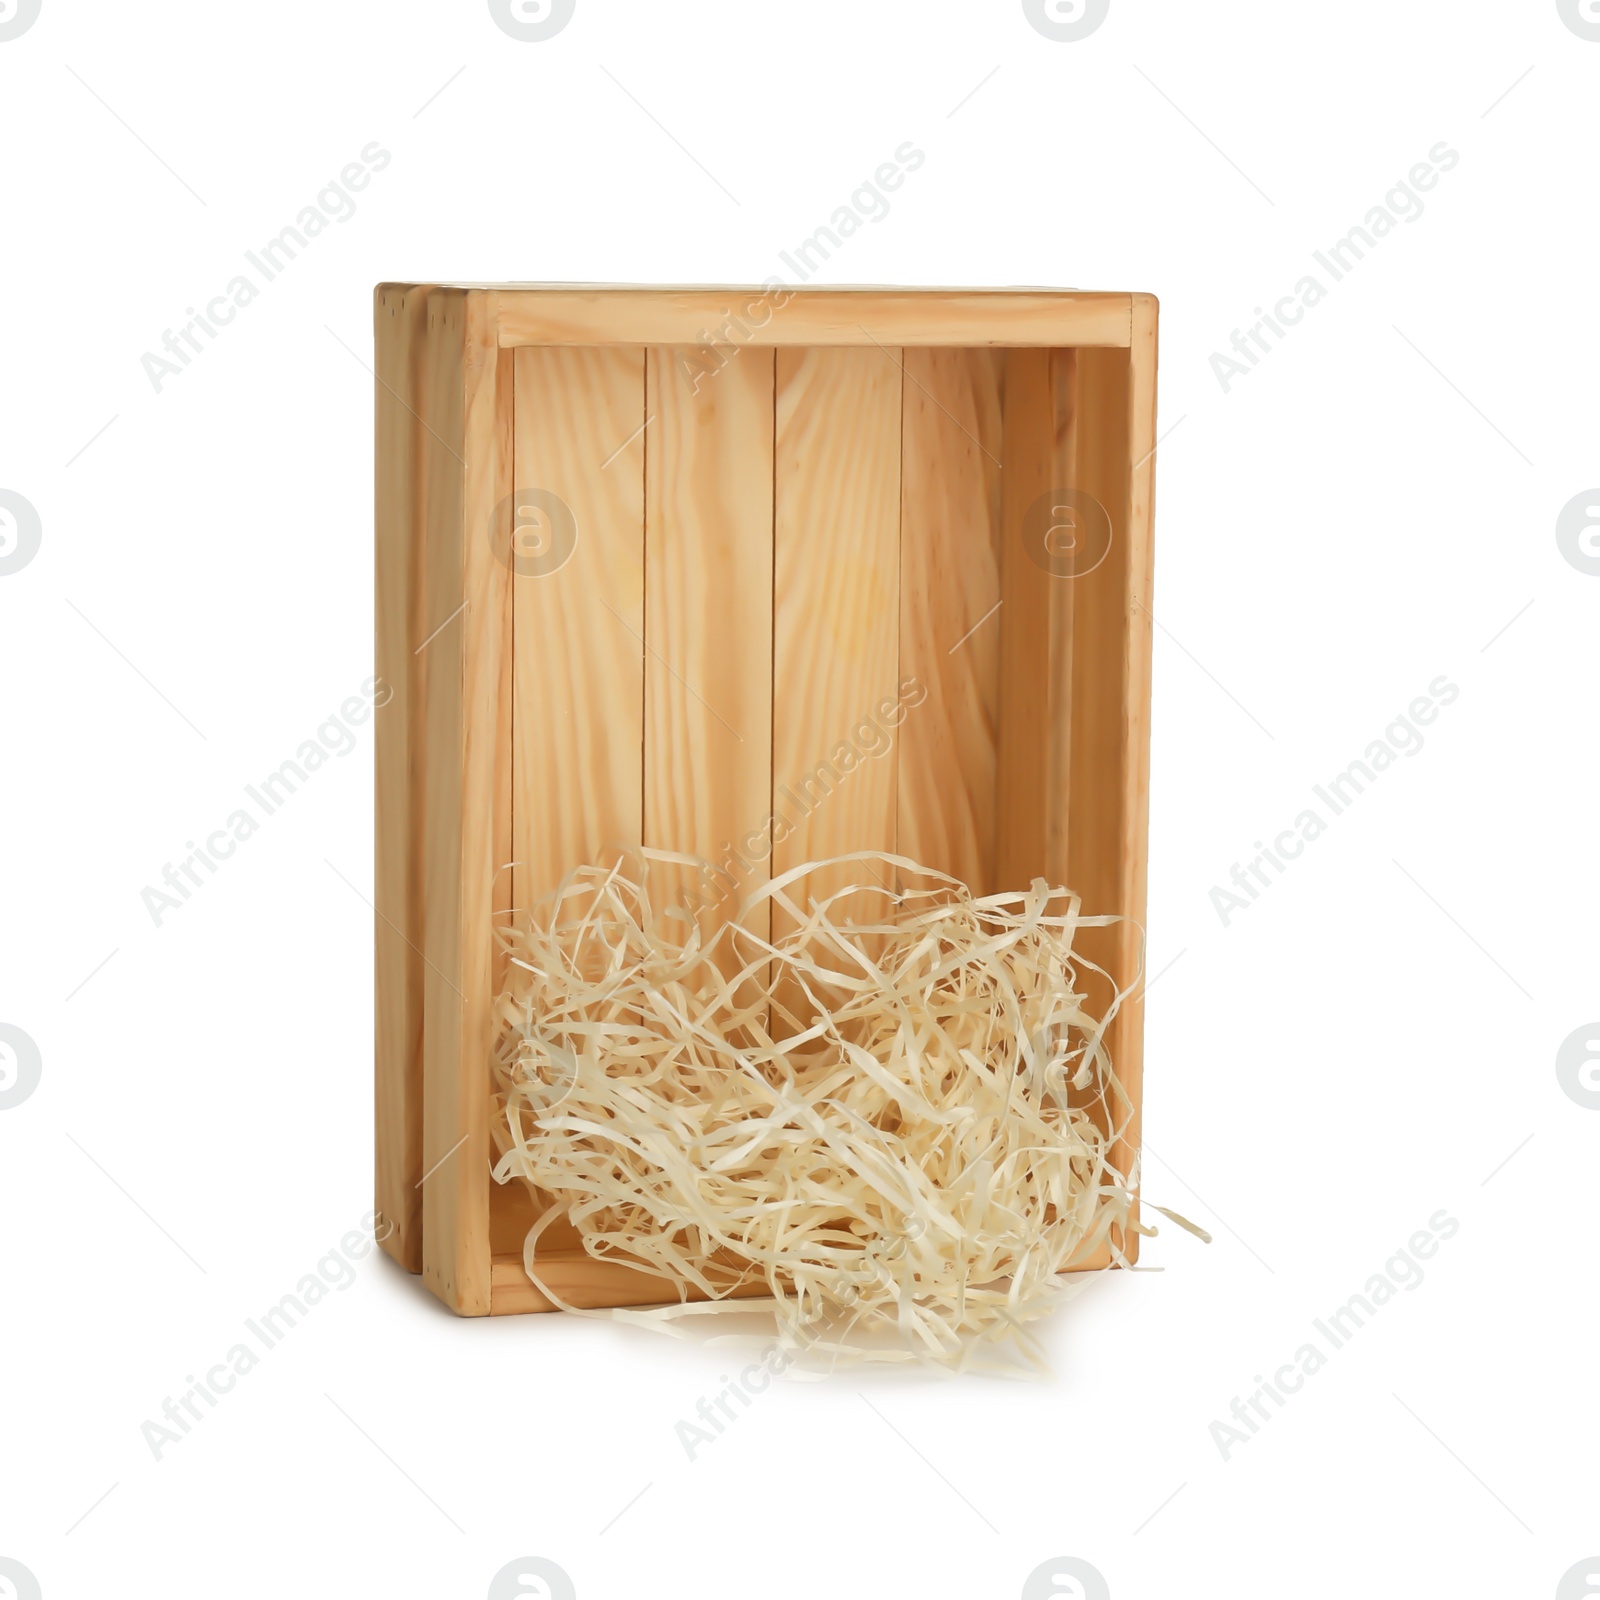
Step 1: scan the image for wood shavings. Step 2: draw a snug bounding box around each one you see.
[490,849,1153,1371]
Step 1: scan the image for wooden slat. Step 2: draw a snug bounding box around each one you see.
[373,284,431,1271]
[490,1252,777,1314]
[995,348,1079,890]
[490,289,1133,350]
[511,347,647,906]
[1113,295,1159,1263]
[420,291,512,1315]
[771,347,903,975]
[1065,344,1128,1274]
[494,347,648,1261]
[1045,350,1082,886]
[896,348,1004,896]
[644,348,775,971]
[1068,295,1159,1267]
[493,348,515,1009]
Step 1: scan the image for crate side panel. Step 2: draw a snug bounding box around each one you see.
[896,348,1004,896]
[644,348,776,967]
[771,345,903,999]
[421,293,510,1315]
[374,284,432,1271]
[1114,297,1158,1261]
[417,292,469,1299]
[1069,301,1157,1265]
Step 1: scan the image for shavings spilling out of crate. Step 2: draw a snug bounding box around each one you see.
[489,850,1168,1372]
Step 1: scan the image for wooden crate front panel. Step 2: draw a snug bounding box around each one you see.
[375,294,1157,1314]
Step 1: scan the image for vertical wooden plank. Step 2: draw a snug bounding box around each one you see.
[1070,295,1158,1267]
[511,346,647,906]
[492,342,516,992]
[1045,349,1081,884]
[1114,296,1159,1264]
[996,349,1079,890]
[644,347,775,970]
[374,284,430,1271]
[1066,342,1128,1274]
[995,350,1051,892]
[496,346,646,1261]
[421,289,511,1315]
[1067,345,1130,930]
[896,348,1004,895]
[771,347,902,975]
[415,289,468,1302]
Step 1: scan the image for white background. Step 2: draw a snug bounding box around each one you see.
[2,3,1597,1598]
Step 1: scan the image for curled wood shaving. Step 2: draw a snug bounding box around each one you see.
[490,850,1151,1371]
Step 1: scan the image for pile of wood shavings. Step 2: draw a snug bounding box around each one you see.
[489,849,1154,1371]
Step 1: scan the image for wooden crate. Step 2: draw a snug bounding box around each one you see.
[374,285,1159,1316]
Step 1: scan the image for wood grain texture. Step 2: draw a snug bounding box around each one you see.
[1068,296,1158,1267]
[493,350,516,1003]
[511,346,647,907]
[488,288,1134,350]
[995,348,1079,891]
[644,347,775,971]
[1111,294,1158,1263]
[489,1252,777,1314]
[420,291,512,1315]
[494,347,649,1264]
[1045,349,1082,888]
[896,348,1005,896]
[771,347,902,970]
[373,283,434,1272]
[1066,346,1130,932]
